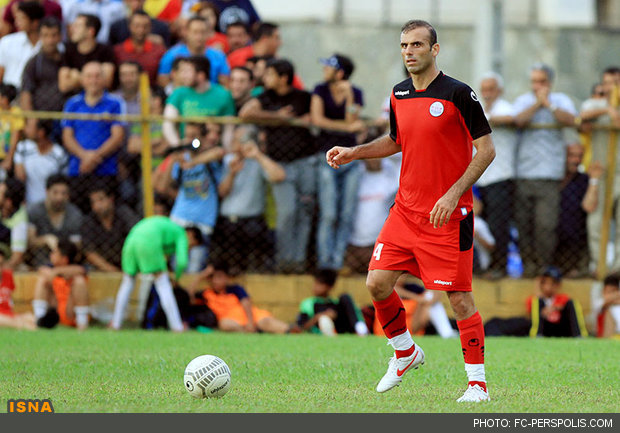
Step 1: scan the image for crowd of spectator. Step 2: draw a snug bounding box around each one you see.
[0,1,618,337]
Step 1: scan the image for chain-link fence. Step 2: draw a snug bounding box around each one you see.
[1,82,619,281]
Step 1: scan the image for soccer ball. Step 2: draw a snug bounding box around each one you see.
[183,355,232,399]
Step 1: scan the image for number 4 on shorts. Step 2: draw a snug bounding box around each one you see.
[373,243,384,261]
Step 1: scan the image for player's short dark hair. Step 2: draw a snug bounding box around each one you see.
[530,63,555,82]
[129,9,151,24]
[603,66,620,76]
[45,173,69,190]
[231,66,254,81]
[188,55,211,81]
[40,16,61,31]
[17,1,45,22]
[78,13,102,37]
[266,58,294,85]
[0,83,17,102]
[3,178,25,208]
[36,119,53,137]
[314,269,338,287]
[254,22,278,41]
[184,226,203,244]
[401,20,437,47]
[603,274,620,289]
[171,56,190,71]
[194,1,220,24]
[57,239,79,264]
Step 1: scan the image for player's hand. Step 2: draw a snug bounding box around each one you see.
[429,191,459,228]
[326,146,355,169]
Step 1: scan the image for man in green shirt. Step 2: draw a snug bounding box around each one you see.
[162,56,235,146]
[110,216,189,332]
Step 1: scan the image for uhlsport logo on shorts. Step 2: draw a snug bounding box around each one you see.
[7,399,55,413]
[429,101,444,117]
[434,279,453,286]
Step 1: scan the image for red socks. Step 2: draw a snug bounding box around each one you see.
[373,290,408,339]
[456,311,485,364]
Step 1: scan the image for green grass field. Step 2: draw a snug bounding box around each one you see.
[1,329,618,413]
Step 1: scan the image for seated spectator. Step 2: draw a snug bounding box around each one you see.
[0,1,44,89]
[62,61,125,213]
[0,178,28,269]
[1,0,61,36]
[526,266,588,337]
[0,263,35,329]
[113,10,166,84]
[109,1,171,47]
[296,269,368,336]
[225,20,250,54]
[210,124,284,274]
[190,1,228,53]
[596,274,620,338]
[59,14,115,94]
[229,66,254,112]
[110,215,188,331]
[192,260,291,333]
[31,239,89,329]
[64,0,125,44]
[162,55,235,147]
[157,16,230,87]
[161,122,224,246]
[14,119,68,206]
[555,143,603,278]
[345,158,398,274]
[185,225,207,273]
[0,83,24,174]
[81,182,139,272]
[27,174,82,267]
[20,16,65,121]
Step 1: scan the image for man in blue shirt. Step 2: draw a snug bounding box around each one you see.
[157,16,230,88]
[62,61,125,213]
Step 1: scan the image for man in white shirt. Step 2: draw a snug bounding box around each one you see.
[0,1,44,89]
[475,72,517,279]
[513,64,577,277]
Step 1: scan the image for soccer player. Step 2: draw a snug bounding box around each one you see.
[326,20,495,402]
[110,216,189,332]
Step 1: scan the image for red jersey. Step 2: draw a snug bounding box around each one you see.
[389,72,491,218]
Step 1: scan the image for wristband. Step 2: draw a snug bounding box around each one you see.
[589,178,599,186]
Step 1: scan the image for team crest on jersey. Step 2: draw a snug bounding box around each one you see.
[429,101,444,117]
[470,90,479,101]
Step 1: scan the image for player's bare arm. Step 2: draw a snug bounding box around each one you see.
[429,133,495,228]
[326,134,401,169]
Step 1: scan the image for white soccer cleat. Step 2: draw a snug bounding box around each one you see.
[318,315,336,336]
[376,345,425,393]
[456,384,490,402]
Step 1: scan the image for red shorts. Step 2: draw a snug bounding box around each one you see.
[368,204,474,291]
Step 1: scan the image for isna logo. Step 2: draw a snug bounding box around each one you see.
[7,399,55,413]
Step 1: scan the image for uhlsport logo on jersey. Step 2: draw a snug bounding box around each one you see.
[7,399,55,413]
[394,90,410,96]
[429,101,444,117]
[470,90,479,101]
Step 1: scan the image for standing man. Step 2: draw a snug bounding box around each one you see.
[311,53,365,271]
[326,20,495,402]
[513,64,577,277]
[476,72,517,279]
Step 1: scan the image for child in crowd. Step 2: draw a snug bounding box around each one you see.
[296,269,368,336]
[192,261,291,334]
[31,239,89,330]
[0,248,35,329]
[596,274,620,338]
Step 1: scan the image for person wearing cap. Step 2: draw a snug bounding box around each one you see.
[311,53,365,271]
[512,64,577,278]
[526,266,588,337]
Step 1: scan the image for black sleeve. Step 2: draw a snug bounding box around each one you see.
[454,85,492,140]
[389,97,398,143]
[21,57,36,93]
